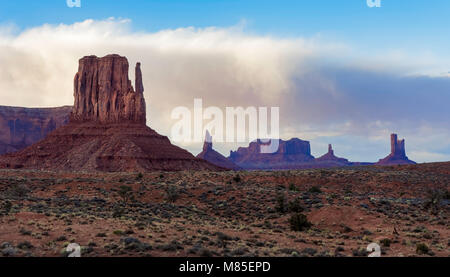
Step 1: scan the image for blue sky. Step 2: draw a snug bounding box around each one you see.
[1,0,450,51]
[0,0,449,162]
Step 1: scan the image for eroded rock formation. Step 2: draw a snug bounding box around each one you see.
[197,131,240,170]
[0,55,220,172]
[71,55,146,124]
[377,134,416,165]
[316,144,350,164]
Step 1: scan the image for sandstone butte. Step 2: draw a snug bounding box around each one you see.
[315,144,350,166]
[0,54,222,172]
[376,134,416,165]
[196,131,241,170]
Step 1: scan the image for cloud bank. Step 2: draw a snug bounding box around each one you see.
[0,18,449,162]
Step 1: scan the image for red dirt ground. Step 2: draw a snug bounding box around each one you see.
[0,162,448,257]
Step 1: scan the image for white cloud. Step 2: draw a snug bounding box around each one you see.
[409,151,450,163]
[0,18,449,163]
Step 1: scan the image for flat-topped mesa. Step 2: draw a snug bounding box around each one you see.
[229,138,315,170]
[71,54,146,124]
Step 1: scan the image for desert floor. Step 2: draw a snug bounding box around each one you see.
[0,162,448,257]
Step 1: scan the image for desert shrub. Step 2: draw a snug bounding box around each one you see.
[1,201,12,214]
[416,243,429,255]
[117,185,134,203]
[216,232,233,248]
[308,186,322,194]
[164,185,179,203]
[136,173,144,180]
[289,213,312,232]
[288,198,304,213]
[380,238,391,247]
[275,193,287,213]
[443,190,450,200]
[7,184,30,198]
[424,189,445,214]
[17,241,34,250]
[233,174,241,183]
[199,248,213,257]
[113,230,125,236]
[112,206,125,218]
[19,228,32,236]
[288,184,298,192]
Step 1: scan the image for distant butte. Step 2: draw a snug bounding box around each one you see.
[196,131,241,170]
[315,144,350,165]
[377,134,416,165]
[229,138,315,170]
[0,55,221,172]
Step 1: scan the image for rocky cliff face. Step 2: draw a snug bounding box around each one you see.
[0,106,71,155]
[71,55,146,124]
[0,55,220,172]
[377,134,416,165]
[197,131,240,170]
[229,138,315,170]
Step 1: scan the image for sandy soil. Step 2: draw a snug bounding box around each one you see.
[0,162,448,257]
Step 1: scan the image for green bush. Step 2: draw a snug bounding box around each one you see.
[7,184,30,198]
[288,198,304,213]
[165,185,179,203]
[424,189,445,214]
[136,173,144,180]
[444,190,450,200]
[416,243,429,255]
[275,193,287,213]
[288,184,298,192]
[380,238,391,247]
[117,185,134,203]
[289,213,312,232]
[2,201,12,214]
[113,230,125,236]
[308,186,322,194]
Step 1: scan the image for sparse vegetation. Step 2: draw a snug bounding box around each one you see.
[288,198,304,213]
[275,193,287,213]
[289,213,312,232]
[308,186,322,194]
[424,189,445,214]
[0,163,448,257]
[164,185,179,203]
[1,201,12,214]
[136,173,144,180]
[380,238,391,247]
[416,243,429,255]
[7,184,30,198]
[288,183,298,192]
[117,185,134,203]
